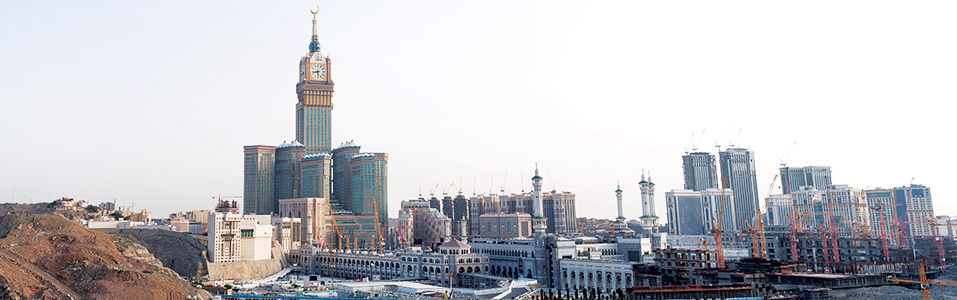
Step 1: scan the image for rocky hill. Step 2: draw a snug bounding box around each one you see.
[0,202,84,220]
[0,214,212,299]
[110,229,209,279]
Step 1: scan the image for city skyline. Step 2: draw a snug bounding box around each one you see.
[2,1,956,220]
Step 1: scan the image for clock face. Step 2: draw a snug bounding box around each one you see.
[300,64,306,80]
[311,53,324,63]
[311,63,326,80]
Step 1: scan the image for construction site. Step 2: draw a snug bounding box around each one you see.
[639,144,957,300]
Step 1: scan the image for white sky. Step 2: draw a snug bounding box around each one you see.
[1,1,955,219]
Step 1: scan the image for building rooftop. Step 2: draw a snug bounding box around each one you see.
[440,238,470,249]
[277,140,305,149]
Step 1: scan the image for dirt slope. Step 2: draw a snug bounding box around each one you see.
[0,214,212,300]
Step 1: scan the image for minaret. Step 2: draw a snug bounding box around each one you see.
[530,163,550,287]
[616,182,624,221]
[531,163,546,241]
[611,182,633,238]
[639,170,659,235]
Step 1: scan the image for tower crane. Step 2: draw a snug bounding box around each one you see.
[757,174,780,260]
[779,141,800,261]
[684,131,696,154]
[727,128,743,148]
[888,265,957,300]
[712,143,729,268]
[742,219,761,259]
[691,128,706,152]
[789,212,830,233]
[823,177,842,266]
[925,216,955,271]
[372,194,384,254]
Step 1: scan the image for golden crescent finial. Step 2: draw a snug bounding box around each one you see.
[310,7,320,16]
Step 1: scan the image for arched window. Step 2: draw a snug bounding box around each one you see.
[459,267,465,273]
[467,267,473,273]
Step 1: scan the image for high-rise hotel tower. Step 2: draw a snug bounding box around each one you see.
[245,10,387,220]
[296,10,335,156]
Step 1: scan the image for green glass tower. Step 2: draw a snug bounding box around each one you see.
[351,152,388,225]
[244,145,276,215]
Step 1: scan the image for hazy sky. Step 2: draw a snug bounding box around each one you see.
[2,1,955,219]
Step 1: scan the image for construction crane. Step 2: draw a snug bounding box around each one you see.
[873,205,891,263]
[925,217,955,271]
[757,173,780,260]
[789,212,830,233]
[727,128,743,148]
[888,264,957,300]
[778,141,799,261]
[823,178,842,265]
[742,219,761,259]
[321,197,341,250]
[819,225,831,272]
[372,194,384,254]
[712,143,729,268]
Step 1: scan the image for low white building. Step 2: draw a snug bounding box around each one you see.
[240,214,274,261]
[336,281,447,298]
[559,259,636,296]
[304,239,490,287]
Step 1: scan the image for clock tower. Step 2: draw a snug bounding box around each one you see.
[296,8,334,155]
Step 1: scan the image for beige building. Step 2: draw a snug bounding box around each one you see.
[169,218,190,232]
[185,209,213,233]
[129,209,152,223]
[208,212,242,263]
[278,197,329,247]
[478,213,531,239]
[272,217,303,253]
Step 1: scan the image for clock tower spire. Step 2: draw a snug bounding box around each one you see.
[309,7,321,53]
[297,8,334,155]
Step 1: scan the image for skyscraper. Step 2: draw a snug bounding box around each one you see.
[865,188,898,246]
[789,185,870,236]
[300,153,332,199]
[894,184,935,238]
[451,193,469,239]
[332,141,360,209]
[701,188,737,232]
[682,152,718,191]
[244,145,276,215]
[351,152,389,225]
[542,191,578,235]
[719,148,760,226]
[765,194,793,227]
[275,141,306,201]
[779,166,832,194]
[665,188,736,235]
[665,190,705,235]
[296,10,335,156]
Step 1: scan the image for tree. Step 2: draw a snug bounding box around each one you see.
[86,205,98,213]
[111,211,123,220]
